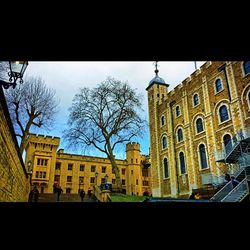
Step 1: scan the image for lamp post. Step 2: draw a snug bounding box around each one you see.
[105,173,108,184]
[95,172,98,185]
[27,160,33,185]
[0,61,28,89]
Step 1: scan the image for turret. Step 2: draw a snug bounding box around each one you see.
[24,134,60,194]
[146,61,169,197]
[125,142,142,195]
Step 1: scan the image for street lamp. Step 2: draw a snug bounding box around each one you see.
[27,160,33,184]
[0,61,28,89]
[105,173,108,184]
[27,160,33,174]
[95,172,98,185]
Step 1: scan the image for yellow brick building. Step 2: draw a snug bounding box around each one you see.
[25,134,151,196]
[146,61,250,198]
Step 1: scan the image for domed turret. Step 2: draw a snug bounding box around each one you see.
[146,61,169,90]
[149,75,166,85]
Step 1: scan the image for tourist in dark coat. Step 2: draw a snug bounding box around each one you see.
[28,186,40,202]
[80,189,85,202]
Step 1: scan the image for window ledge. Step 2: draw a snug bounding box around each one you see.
[179,173,187,176]
[193,103,200,108]
[199,167,210,171]
[163,177,170,180]
[196,131,205,135]
[218,118,231,126]
[215,89,224,95]
[243,72,250,78]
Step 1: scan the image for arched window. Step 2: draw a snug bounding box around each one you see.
[193,94,199,106]
[223,134,232,154]
[179,152,186,174]
[215,79,223,93]
[162,136,167,149]
[163,158,169,178]
[176,106,180,117]
[243,61,250,75]
[199,144,208,169]
[219,105,229,122]
[177,128,183,142]
[161,116,165,126]
[196,118,204,133]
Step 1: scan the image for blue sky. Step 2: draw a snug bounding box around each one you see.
[25,61,205,159]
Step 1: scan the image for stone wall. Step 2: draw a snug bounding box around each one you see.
[0,87,29,201]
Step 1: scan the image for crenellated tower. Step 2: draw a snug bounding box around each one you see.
[25,134,60,193]
[126,142,142,195]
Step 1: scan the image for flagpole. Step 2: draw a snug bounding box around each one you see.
[194,61,197,70]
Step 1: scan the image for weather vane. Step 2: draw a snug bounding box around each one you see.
[153,61,159,75]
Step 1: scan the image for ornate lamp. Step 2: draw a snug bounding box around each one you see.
[95,172,98,185]
[105,173,108,183]
[27,160,33,174]
[0,61,28,89]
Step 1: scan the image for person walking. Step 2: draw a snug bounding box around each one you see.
[87,187,92,201]
[57,186,63,202]
[231,176,240,188]
[28,186,40,202]
[80,189,85,202]
[189,192,196,199]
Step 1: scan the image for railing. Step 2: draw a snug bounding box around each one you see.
[93,185,112,202]
[221,177,249,202]
[214,150,225,162]
[210,168,245,202]
[243,127,250,139]
[210,181,234,202]
[238,154,250,166]
[215,128,250,162]
[107,193,112,202]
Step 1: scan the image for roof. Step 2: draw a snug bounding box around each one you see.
[149,75,166,85]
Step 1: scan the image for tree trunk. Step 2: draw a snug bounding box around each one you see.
[19,131,30,156]
[109,154,122,192]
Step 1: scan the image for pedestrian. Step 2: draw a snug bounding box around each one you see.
[57,186,63,202]
[238,129,244,140]
[189,192,196,199]
[231,176,240,188]
[53,182,58,193]
[28,186,40,202]
[87,187,92,200]
[194,192,201,200]
[80,189,85,202]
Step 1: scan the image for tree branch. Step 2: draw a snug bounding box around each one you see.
[13,102,25,136]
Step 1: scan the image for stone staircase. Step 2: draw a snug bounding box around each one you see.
[38,193,97,202]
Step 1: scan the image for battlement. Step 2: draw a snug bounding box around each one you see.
[152,61,229,106]
[126,142,140,151]
[28,133,60,146]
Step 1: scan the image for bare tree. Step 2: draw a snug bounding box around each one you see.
[64,77,146,191]
[5,76,59,155]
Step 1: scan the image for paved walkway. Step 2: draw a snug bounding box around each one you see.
[38,193,97,202]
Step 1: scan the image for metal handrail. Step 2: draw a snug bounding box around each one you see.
[224,128,250,157]
[210,168,245,201]
[210,181,233,201]
[221,177,249,202]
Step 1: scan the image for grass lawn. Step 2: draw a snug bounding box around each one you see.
[110,193,147,202]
